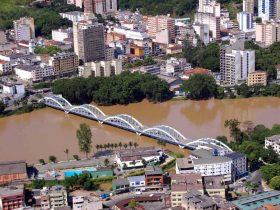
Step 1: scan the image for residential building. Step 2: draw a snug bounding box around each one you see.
[194,12,221,41]
[224,152,247,179]
[49,52,79,78]
[247,71,267,86]
[204,176,226,198]
[67,0,83,8]
[127,175,146,192]
[14,17,35,41]
[105,47,115,61]
[72,196,103,210]
[59,11,84,22]
[237,12,255,32]
[256,21,280,47]
[0,61,12,74]
[84,0,118,15]
[220,42,255,85]
[137,64,161,75]
[198,0,221,17]
[73,20,105,63]
[181,191,217,210]
[2,82,25,99]
[181,68,209,80]
[176,157,195,174]
[265,135,280,155]
[0,161,27,185]
[232,191,280,210]
[112,178,130,194]
[166,45,183,55]
[243,0,255,13]
[0,31,7,44]
[52,28,73,42]
[115,147,163,169]
[49,186,68,209]
[161,57,191,77]
[0,185,25,210]
[147,16,176,43]
[15,63,54,82]
[193,23,210,45]
[79,59,122,77]
[145,166,164,191]
[258,0,280,21]
[171,173,203,207]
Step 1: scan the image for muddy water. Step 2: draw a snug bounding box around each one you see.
[0,97,279,163]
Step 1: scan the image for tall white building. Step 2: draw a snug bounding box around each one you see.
[13,17,35,41]
[256,21,280,46]
[198,0,221,17]
[220,42,255,85]
[243,0,255,13]
[265,135,280,155]
[237,12,255,32]
[52,28,73,42]
[258,0,280,21]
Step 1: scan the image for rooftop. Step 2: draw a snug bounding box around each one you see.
[145,166,163,176]
[0,160,27,176]
[232,191,280,210]
[204,176,225,189]
[176,157,194,170]
[266,135,280,144]
[224,152,246,160]
[113,178,129,186]
[117,147,161,162]
[127,175,145,183]
[0,185,24,197]
[184,191,216,209]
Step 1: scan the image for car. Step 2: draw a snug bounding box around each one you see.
[134,191,142,195]
[100,193,110,199]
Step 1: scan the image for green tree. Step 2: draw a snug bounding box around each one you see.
[49,155,57,163]
[73,154,80,160]
[128,199,139,209]
[76,123,92,159]
[133,142,139,148]
[124,143,128,149]
[269,176,280,190]
[224,119,243,143]
[260,164,280,183]
[104,158,110,166]
[128,141,133,149]
[64,148,69,161]
[118,142,123,149]
[181,74,218,100]
[39,159,46,165]
[0,101,5,114]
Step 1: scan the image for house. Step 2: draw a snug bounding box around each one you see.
[115,147,163,169]
[180,68,209,80]
[127,175,146,192]
[181,191,217,210]
[204,176,226,198]
[0,161,27,185]
[145,166,164,191]
[176,157,194,174]
[0,185,25,210]
[112,178,130,194]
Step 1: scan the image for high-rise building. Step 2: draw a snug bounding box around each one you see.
[243,0,255,13]
[67,0,83,8]
[237,12,255,32]
[256,21,280,46]
[84,0,118,15]
[220,42,255,85]
[258,0,280,21]
[147,16,176,43]
[195,12,221,40]
[73,20,105,63]
[13,17,35,41]
[198,0,221,17]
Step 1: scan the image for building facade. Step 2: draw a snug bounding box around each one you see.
[52,28,73,42]
[0,161,27,185]
[84,0,118,15]
[247,71,267,86]
[15,64,54,82]
[238,12,254,32]
[145,166,164,191]
[256,21,280,47]
[258,0,280,21]
[14,17,35,41]
[265,135,280,155]
[73,20,105,63]
[243,0,255,13]
[0,185,24,210]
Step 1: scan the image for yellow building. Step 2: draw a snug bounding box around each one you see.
[247,71,267,86]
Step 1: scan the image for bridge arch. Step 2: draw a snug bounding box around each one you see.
[67,106,98,119]
[155,125,186,140]
[44,97,68,110]
[101,115,140,131]
[185,138,232,151]
[117,114,144,129]
[141,127,179,143]
[81,104,106,117]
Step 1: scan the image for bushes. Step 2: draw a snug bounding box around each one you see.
[52,72,170,105]
[125,170,145,177]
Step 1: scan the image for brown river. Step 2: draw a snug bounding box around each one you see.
[0,97,280,163]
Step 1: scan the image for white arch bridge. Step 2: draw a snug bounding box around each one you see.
[42,95,232,151]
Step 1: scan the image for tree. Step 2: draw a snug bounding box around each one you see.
[114,143,118,150]
[39,159,46,165]
[260,164,280,183]
[118,142,123,149]
[73,154,80,160]
[129,141,133,149]
[64,149,69,161]
[181,74,218,100]
[242,121,254,137]
[128,199,139,209]
[49,155,57,163]
[0,101,5,114]
[96,144,100,151]
[224,119,243,143]
[124,143,128,149]
[104,158,110,166]
[76,123,92,159]
[216,136,228,144]
[269,176,280,190]
[133,142,139,148]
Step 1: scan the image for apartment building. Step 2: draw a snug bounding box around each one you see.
[72,196,103,210]
[243,0,255,13]
[49,52,79,78]
[258,0,280,21]
[204,176,226,198]
[171,173,203,207]
[0,185,24,210]
[220,42,255,85]
[52,28,73,42]
[79,59,122,77]
[198,0,221,17]
[145,166,164,191]
[0,161,27,185]
[247,71,267,86]
[127,176,146,192]
[49,186,68,208]
[15,63,54,82]
[0,61,12,74]
[237,12,254,32]
[256,21,280,47]
[265,135,280,155]
[224,152,247,178]
[194,12,221,41]
[147,16,175,43]
[181,191,217,210]
[161,57,192,77]
[13,17,35,41]
[67,0,83,8]
[84,0,118,15]
[73,20,105,63]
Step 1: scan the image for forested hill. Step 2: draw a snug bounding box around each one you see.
[118,0,242,17]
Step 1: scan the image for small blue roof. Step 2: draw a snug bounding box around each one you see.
[127,175,145,182]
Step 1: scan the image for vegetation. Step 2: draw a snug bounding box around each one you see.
[123,57,156,69]
[64,149,69,161]
[125,170,145,177]
[76,123,93,159]
[0,101,5,114]
[95,141,139,152]
[52,72,170,105]
[34,46,62,55]
[183,42,220,72]
[38,159,46,165]
[33,82,53,90]
[0,0,75,37]
[48,155,57,163]
[73,154,80,161]
[161,159,176,172]
[260,164,280,184]
[181,74,220,100]
[269,176,280,190]
[128,199,139,209]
